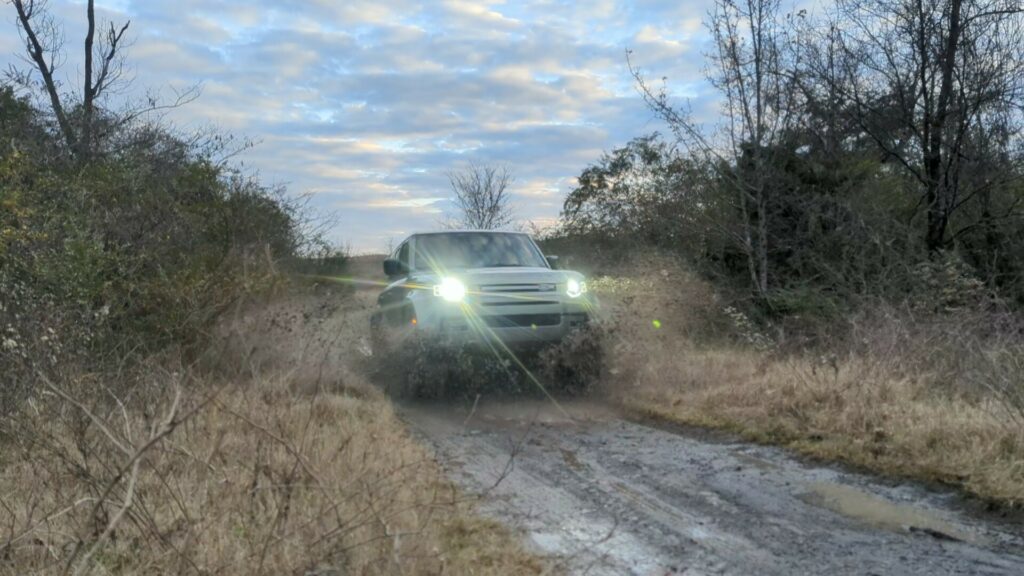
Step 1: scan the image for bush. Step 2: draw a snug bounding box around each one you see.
[557,128,1024,327]
[0,84,310,410]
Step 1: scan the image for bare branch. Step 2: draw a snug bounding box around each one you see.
[11,0,76,152]
[446,164,515,230]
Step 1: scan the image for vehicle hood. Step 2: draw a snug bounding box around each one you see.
[410,266,581,286]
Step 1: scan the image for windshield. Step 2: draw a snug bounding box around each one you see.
[412,233,547,271]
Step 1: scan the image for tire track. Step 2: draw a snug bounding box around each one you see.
[401,398,1024,575]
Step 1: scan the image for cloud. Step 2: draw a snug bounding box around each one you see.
[0,0,720,251]
[365,197,446,210]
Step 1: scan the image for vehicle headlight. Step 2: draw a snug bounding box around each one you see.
[433,277,466,302]
[566,278,587,298]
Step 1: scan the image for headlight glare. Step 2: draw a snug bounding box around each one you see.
[566,278,587,298]
[433,277,466,302]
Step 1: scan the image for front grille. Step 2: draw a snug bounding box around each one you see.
[480,299,559,307]
[482,314,561,328]
[479,283,556,293]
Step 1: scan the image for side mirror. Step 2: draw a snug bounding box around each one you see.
[545,255,560,269]
[383,258,408,278]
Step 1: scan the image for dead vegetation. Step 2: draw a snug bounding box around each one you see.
[0,284,547,575]
[589,253,1024,507]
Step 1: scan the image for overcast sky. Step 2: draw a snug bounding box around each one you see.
[1,0,722,252]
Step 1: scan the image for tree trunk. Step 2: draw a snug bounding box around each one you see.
[924,0,963,252]
[81,0,97,161]
[756,185,769,295]
[12,0,77,154]
[739,184,762,296]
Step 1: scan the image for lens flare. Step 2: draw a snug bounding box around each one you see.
[434,277,467,302]
[566,278,586,298]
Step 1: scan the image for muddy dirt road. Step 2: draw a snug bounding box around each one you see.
[400,398,1024,575]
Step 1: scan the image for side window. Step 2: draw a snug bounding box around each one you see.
[397,242,409,267]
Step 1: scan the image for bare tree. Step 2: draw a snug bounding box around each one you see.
[631,0,799,296]
[832,0,1024,251]
[9,0,75,153]
[446,164,515,230]
[7,0,199,162]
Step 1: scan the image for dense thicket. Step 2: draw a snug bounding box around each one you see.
[560,0,1024,316]
[0,85,307,406]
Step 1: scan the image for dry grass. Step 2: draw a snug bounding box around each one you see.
[592,254,1024,507]
[0,282,547,575]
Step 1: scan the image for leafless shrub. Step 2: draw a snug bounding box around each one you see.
[8,0,200,162]
[843,301,1024,424]
[584,252,1024,504]
[445,164,515,230]
[0,286,546,575]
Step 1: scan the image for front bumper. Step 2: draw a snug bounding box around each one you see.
[411,297,594,347]
[436,310,589,345]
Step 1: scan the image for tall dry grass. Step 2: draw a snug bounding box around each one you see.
[592,254,1024,506]
[0,282,547,575]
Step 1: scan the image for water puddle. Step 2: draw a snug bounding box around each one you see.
[801,482,982,545]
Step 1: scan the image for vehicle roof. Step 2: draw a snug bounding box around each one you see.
[407,230,529,236]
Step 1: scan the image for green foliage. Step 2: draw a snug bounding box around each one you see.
[562,134,708,251]
[559,126,1023,325]
[575,0,1024,337]
[0,84,314,407]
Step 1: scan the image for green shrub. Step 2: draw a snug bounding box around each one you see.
[0,84,313,408]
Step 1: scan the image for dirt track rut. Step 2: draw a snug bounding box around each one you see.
[400,398,1024,575]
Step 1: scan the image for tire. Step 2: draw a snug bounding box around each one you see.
[402,337,526,399]
[369,312,411,396]
[539,325,605,394]
[369,312,387,357]
[403,335,458,399]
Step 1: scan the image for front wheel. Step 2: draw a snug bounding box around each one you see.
[369,312,411,396]
[369,312,388,358]
[538,325,605,394]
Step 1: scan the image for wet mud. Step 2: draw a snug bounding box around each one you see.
[400,397,1024,575]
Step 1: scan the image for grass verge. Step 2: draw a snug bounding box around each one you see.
[590,255,1024,507]
[0,283,547,575]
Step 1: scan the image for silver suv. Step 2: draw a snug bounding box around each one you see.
[369,230,593,351]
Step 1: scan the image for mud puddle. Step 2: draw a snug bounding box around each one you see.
[401,397,1024,575]
[801,482,981,545]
